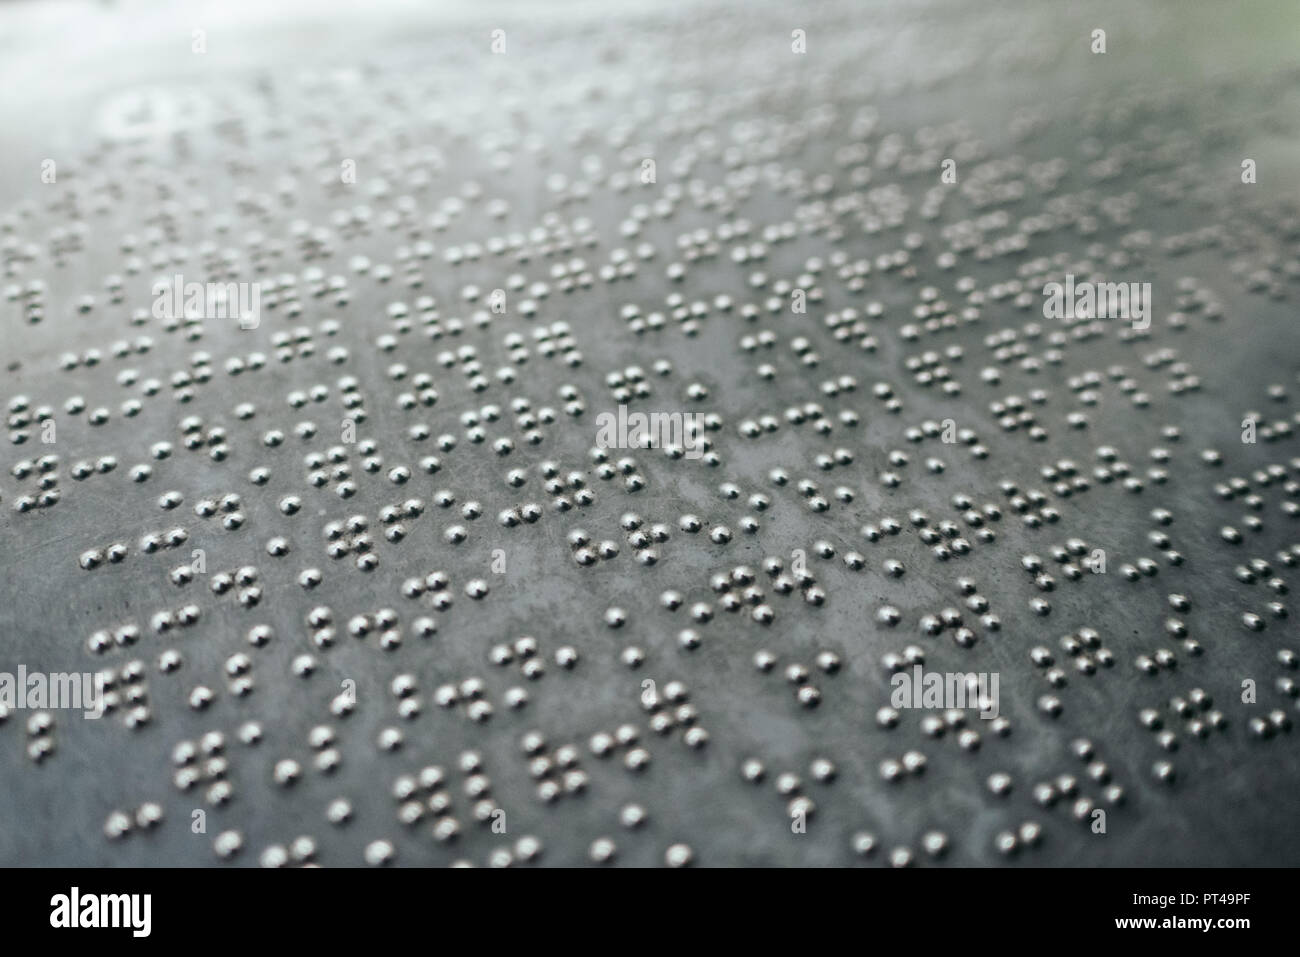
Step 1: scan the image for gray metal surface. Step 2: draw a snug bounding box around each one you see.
[1,0,1299,866]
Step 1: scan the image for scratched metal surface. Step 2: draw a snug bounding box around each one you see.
[1,0,1299,866]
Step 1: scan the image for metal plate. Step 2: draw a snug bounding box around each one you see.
[1,0,1299,867]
